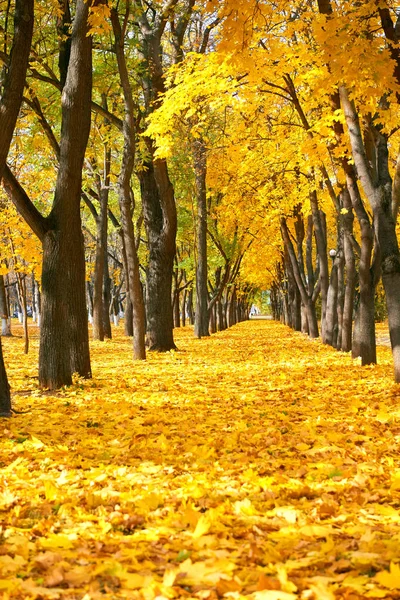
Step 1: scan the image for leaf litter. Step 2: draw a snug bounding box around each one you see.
[1,320,400,599]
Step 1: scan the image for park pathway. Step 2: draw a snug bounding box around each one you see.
[0,320,399,599]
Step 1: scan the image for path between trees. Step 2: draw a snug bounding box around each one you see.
[1,321,399,599]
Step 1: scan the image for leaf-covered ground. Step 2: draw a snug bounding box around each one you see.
[1,320,400,600]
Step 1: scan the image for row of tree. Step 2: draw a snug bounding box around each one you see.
[146,0,400,381]
[3,0,400,415]
[0,0,258,416]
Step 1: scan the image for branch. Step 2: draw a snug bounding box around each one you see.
[23,93,60,160]
[199,17,220,54]
[2,165,48,242]
[0,0,34,175]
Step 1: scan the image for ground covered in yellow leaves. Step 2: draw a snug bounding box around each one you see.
[1,320,400,600]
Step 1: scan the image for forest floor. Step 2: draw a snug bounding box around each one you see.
[1,320,400,600]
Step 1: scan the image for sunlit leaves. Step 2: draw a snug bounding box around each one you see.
[1,321,400,598]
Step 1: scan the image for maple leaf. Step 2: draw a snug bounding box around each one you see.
[375,562,400,589]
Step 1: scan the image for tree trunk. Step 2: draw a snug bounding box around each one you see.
[173,273,180,328]
[193,138,209,338]
[92,153,110,341]
[39,0,92,388]
[209,303,217,333]
[103,251,112,338]
[227,286,237,327]
[0,339,11,417]
[187,288,194,325]
[325,257,339,347]
[0,276,11,336]
[181,288,187,327]
[15,271,28,354]
[0,0,34,407]
[335,248,345,349]
[112,8,146,360]
[310,191,329,341]
[216,298,225,331]
[281,217,319,338]
[341,191,356,352]
[139,155,177,350]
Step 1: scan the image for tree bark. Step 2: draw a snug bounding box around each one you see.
[0,0,34,410]
[281,217,319,337]
[310,191,329,341]
[111,7,146,360]
[0,276,11,336]
[0,339,11,417]
[139,154,177,350]
[193,138,209,338]
[39,0,92,388]
[92,140,111,342]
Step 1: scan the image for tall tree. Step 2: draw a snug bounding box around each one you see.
[0,0,34,416]
[134,0,195,351]
[3,0,93,389]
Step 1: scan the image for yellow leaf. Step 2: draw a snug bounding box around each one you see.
[299,525,333,538]
[163,567,179,587]
[40,534,76,550]
[193,514,212,538]
[44,480,59,501]
[121,573,153,590]
[375,562,400,589]
[306,580,336,600]
[251,591,297,599]
[30,435,45,449]
[276,564,297,593]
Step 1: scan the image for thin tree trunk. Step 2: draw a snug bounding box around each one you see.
[0,276,11,336]
[112,8,146,360]
[103,250,112,338]
[187,288,194,325]
[281,217,319,337]
[0,0,34,408]
[325,256,339,347]
[0,339,11,417]
[92,140,110,341]
[341,189,356,352]
[193,138,209,338]
[181,288,187,327]
[310,191,328,341]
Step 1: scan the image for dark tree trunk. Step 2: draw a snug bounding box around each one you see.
[39,0,92,388]
[325,256,339,347]
[310,191,329,341]
[193,138,209,338]
[209,303,217,333]
[92,143,110,341]
[15,271,28,354]
[139,154,177,350]
[0,0,34,405]
[173,272,181,328]
[281,217,319,338]
[0,339,11,417]
[335,248,345,349]
[216,298,225,331]
[227,286,237,327]
[112,8,146,360]
[181,288,187,327]
[187,288,194,325]
[341,189,356,352]
[103,252,112,338]
[0,276,11,336]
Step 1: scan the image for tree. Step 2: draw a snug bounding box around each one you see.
[0,0,34,415]
[3,0,93,389]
